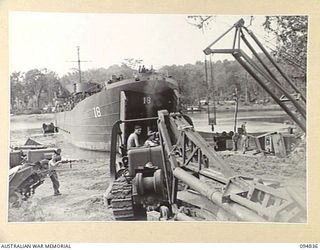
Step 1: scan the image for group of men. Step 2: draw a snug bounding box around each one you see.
[127,125,159,150]
[46,123,248,197]
[128,123,250,154]
[45,125,156,197]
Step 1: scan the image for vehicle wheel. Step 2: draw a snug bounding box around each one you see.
[9,191,22,208]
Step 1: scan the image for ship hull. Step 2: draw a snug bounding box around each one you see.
[55,88,120,151]
[55,76,178,151]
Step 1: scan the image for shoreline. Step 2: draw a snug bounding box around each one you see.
[8,107,305,222]
[184,104,282,113]
[10,104,283,117]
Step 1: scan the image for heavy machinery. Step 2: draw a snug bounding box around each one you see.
[203,18,306,133]
[9,157,76,207]
[106,110,306,222]
[106,18,306,221]
[9,140,58,206]
[9,162,49,206]
[8,140,75,207]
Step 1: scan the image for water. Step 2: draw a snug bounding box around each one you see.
[188,109,292,134]
[10,110,291,160]
[10,113,107,161]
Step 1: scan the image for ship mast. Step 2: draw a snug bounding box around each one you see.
[77,46,82,84]
[67,46,91,85]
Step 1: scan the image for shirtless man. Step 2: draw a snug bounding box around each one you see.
[127,125,142,150]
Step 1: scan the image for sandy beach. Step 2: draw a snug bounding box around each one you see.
[8,144,306,222]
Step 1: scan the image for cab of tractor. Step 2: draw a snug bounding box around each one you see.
[106,117,171,220]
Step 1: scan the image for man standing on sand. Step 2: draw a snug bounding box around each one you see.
[241,122,247,134]
[241,122,249,154]
[127,125,142,150]
[48,150,62,196]
[232,132,239,151]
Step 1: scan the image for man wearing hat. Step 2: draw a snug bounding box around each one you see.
[48,149,62,196]
[144,131,159,147]
[127,125,142,150]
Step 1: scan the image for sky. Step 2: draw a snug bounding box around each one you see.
[9,12,274,76]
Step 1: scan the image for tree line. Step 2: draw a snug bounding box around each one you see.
[10,55,305,113]
[10,63,136,113]
[159,55,305,106]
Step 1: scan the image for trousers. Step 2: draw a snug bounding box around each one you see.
[49,171,60,194]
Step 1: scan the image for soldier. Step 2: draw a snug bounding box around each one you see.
[232,132,239,151]
[48,150,62,196]
[141,65,146,73]
[240,122,249,154]
[241,122,247,135]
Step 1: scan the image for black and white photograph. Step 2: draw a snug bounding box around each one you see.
[8,12,307,223]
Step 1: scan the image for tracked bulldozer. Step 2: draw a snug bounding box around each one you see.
[105,110,306,222]
[106,18,306,222]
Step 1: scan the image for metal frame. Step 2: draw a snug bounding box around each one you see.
[156,111,306,222]
[203,18,306,132]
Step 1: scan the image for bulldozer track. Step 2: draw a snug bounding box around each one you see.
[111,176,135,220]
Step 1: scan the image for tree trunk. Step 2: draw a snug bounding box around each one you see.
[36,87,43,108]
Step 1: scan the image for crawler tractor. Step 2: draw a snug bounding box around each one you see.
[106,110,306,222]
[106,18,306,221]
